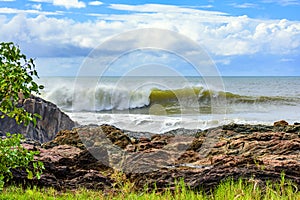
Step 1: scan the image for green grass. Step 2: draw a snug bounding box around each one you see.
[0,177,299,200]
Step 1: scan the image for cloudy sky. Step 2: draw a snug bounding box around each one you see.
[0,0,300,76]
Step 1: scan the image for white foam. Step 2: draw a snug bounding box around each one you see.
[39,76,300,132]
[67,112,230,133]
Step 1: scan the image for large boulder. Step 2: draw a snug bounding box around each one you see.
[0,95,77,143]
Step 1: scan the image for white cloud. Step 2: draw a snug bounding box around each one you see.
[214,58,231,65]
[231,3,258,8]
[253,19,300,54]
[89,1,103,6]
[29,0,86,9]
[32,4,42,10]
[0,7,58,15]
[29,0,52,2]
[0,4,299,60]
[0,0,15,2]
[53,0,86,9]
[262,0,300,6]
[109,4,226,15]
[107,4,300,55]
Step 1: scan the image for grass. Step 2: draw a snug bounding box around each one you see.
[0,176,299,200]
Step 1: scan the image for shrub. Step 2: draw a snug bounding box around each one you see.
[0,133,44,189]
[0,42,43,125]
[0,42,44,190]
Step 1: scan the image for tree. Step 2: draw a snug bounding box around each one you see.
[0,42,44,190]
[0,42,44,125]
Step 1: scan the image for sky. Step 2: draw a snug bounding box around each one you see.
[0,0,300,76]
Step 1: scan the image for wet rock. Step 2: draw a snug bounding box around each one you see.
[124,131,154,139]
[164,128,201,136]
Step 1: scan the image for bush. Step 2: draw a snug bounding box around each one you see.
[0,42,43,125]
[0,42,44,190]
[0,133,44,189]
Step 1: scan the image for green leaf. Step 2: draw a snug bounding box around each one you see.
[0,42,44,190]
[26,169,33,179]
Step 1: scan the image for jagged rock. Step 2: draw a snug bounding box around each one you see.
[9,122,300,193]
[0,96,77,143]
[88,123,298,191]
[10,140,113,191]
[129,123,300,191]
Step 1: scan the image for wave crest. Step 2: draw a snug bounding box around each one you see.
[42,85,299,112]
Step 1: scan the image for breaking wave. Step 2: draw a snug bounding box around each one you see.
[42,84,299,112]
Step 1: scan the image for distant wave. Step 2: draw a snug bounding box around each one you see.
[42,85,300,112]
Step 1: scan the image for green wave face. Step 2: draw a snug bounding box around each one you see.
[147,87,234,115]
[149,87,249,105]
[148,87,199,115]
[146,87,300,115]
[149,87,201,104]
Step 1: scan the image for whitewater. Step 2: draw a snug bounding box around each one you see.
[38,76,300,133]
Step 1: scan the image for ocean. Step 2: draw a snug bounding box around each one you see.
[38,76,300,133]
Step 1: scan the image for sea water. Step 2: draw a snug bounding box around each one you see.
[38,76,300,133]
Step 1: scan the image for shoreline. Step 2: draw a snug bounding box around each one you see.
[9,120,300,193]
[1,96,299,193]
[67,111,295,135]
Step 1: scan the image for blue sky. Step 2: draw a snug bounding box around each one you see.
[0,0,300,76]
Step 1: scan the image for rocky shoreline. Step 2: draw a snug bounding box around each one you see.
[10,121,300,193]
[1,97,299,193]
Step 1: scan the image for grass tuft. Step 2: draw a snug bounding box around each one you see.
[0,174,299,200]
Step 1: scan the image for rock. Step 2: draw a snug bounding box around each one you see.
[124,130,154,140]
[164,128,201,136]
[0,95,77,143]
[45,124,132,149]
[11,143,113,191]
[129,123,300,192]
[274,120,289,126]
[42,129,84,149]
[9,123,300,193]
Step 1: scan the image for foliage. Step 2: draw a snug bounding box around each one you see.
[0,42,43,126]
[0,133,44,190]
[0,42,44,190]
[0,177,299,200]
